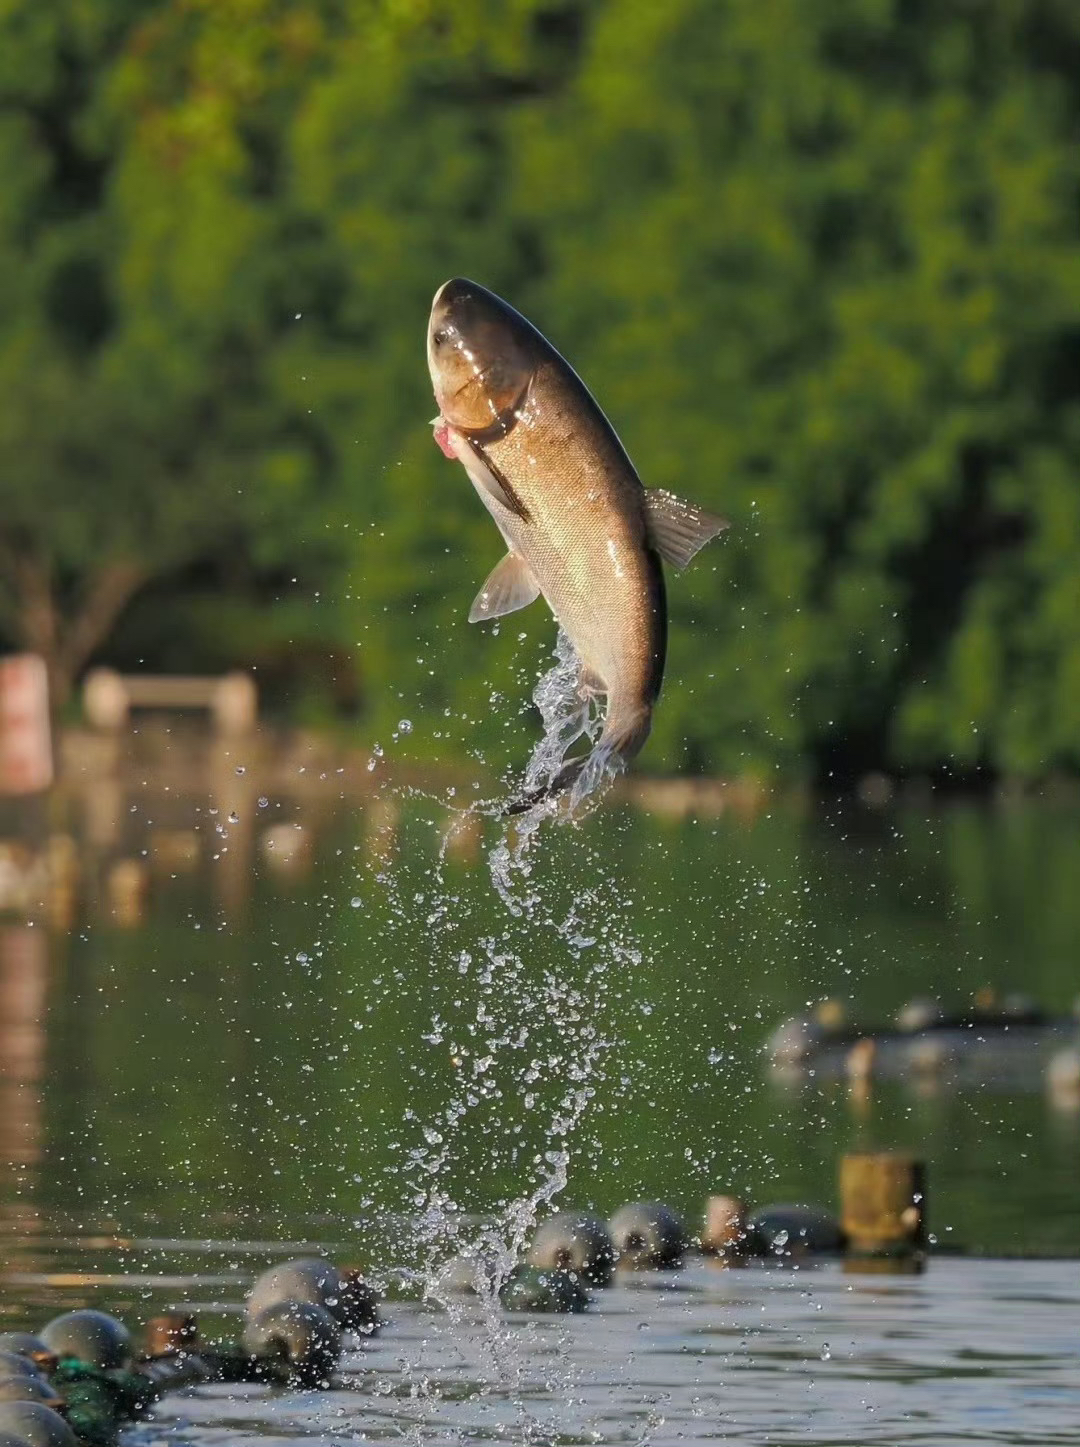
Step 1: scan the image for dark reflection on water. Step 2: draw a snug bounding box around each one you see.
[0,792,1078,1443]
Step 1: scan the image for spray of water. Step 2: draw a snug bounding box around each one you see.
[490,628,626,871]
[359,632,652,1444]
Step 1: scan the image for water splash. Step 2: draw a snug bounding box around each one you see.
[521,629,599,793]
[490,630,624,904]
[362,631,653,1444]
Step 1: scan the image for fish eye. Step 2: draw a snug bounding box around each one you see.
[432,329,449,347]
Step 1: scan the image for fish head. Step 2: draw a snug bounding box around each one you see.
[428,278,534,433]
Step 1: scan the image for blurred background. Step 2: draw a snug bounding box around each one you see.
[0,0,1079,1369]
[2,0,1079,783]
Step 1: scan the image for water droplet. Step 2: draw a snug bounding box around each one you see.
[820,1343,831,1361]
[350,897,362,909]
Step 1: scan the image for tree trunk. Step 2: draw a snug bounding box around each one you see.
[55,560,147,704]
[0,546,146,712]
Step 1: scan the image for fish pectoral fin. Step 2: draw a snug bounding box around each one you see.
[468,552,541,624]
[465,437,530,521]
[643,489,729,569]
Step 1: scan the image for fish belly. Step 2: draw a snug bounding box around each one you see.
[452,403,663,709]
[497,476,659,707]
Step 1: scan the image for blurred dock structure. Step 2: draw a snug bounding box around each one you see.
[83,670,257,737]
[614,774,771,821]
[0,657,332,924]
[0,654,467,926]
[1,652,787,929]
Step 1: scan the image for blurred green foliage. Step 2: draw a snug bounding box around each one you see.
[1,0,1079,780]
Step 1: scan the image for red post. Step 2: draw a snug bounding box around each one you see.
[0,655,53,796]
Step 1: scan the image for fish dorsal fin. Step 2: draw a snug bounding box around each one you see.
[643,489,729,569]
[469,552,541,623]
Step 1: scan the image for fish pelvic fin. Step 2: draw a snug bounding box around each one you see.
[469,552,541,623]
[644,488,729,569]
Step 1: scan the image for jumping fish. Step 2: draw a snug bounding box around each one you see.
[427,278,727,805]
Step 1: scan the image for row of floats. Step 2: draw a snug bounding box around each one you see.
[0,1156,925,1444]
[768,990,1080,1100]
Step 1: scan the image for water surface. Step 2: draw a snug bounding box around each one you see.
[1,789,1077,1443]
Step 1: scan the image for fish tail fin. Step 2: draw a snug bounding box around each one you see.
[505,699,653,816]
[504,756,590,816]
[597,695,653,764]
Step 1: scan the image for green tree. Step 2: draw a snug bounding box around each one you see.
[283,0,1080,780]
[0,0,346,705]
[3,0,1080,783]
[498,0,1080,779]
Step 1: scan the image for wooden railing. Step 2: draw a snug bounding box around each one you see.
[83,669,257,735]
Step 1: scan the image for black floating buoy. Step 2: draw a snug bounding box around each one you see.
[0,1341,55,1376]
[0,1381,64,1414]
[608,1202,686,1269]
[527,1211,616,1287]
[0,1403,77,1447]
[748,1203,845,1257]
[0,1358,39,1384]
[499,1266,589,1314]
[242,1300,342,1388]
[39,1311,131,1371]
[247,1256,378,1334]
